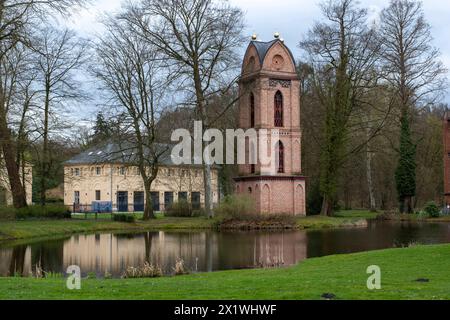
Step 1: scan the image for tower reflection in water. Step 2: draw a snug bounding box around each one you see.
[0,231,307,277]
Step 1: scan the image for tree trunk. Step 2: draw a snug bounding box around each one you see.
[40,87,50,206]
[366,142,376,212]
[0,106,27,208]
[321,196,334,217]
[143,183,156,220]
[203,164,213,218]
[405,195,413,214]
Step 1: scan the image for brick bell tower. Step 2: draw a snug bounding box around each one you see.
[234,34,306,215]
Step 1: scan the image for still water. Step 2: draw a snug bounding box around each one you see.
[1,221,450,277]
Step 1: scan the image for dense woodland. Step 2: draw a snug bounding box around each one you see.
[0,0,448,217]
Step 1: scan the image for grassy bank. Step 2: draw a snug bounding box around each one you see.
[0,216,217,242]
[0,210,375,242]
[0,244,449,300]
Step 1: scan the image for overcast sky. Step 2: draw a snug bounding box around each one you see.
[63,0,450,123]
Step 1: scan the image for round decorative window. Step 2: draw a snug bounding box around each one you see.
[272,55,285,70]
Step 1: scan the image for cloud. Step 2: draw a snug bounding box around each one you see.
[68,0,450,104]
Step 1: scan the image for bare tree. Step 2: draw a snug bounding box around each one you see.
[94,15,168,220]
[300,0,386,216]
[0,0,88,208]
[32,26,87,206]
[379,0,447,213]
[122,0,245,217]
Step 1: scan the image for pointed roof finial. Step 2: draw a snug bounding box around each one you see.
[274,32,280,39]
[251,34,257,41]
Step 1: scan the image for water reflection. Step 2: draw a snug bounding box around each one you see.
[0,231,306,277]
[0,221,449,277]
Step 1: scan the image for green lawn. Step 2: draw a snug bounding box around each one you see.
[0,210,376,242]
[1,244,449,300]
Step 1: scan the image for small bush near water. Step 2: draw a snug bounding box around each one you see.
[1,205,71,220]
[113,213,135,223]
[215,195,297,229]
[165,200,192,217]
[215,195,256,219]
[423,201,441,218]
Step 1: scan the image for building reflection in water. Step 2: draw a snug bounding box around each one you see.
[0,231,307,277]
[1,222,450,277]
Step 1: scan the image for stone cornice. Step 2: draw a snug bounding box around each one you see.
[234,175,306,182]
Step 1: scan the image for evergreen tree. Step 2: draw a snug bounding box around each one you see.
[395,110,417,213]
[91,112,113,145]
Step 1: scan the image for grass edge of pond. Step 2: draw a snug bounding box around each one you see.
[0,210,378,243]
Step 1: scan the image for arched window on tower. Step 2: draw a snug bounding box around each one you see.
[274,91,283,127]
[250,93,255,128]
[276,141,285,174]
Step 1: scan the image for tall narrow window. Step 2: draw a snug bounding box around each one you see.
[274,91,283,127]
[250,93,255,128]
[277,141,285,174]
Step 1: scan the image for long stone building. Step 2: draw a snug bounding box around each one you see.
[0,156,33,206]
[64,142,219,212]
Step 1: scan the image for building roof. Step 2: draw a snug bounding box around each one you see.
[64,141,203,167]
[250,39,296,66]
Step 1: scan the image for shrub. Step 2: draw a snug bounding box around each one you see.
[165,200,192,217]
[113,213,135,223]
[0,206,16,220]
[215,195,256,219]
[16,205,71,220]
[423,201,441,218]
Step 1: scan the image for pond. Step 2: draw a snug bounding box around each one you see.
[1,221,450,278]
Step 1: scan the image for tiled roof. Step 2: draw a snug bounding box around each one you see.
[250,39,296,65]
[64,141,202,167]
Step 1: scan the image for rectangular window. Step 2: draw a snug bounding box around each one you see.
[95,190,101,201]
[75,168,80,176]
[119,167,126,175]
[164,192,174,211]
[179,192,188,201]
[74,191,80,205]
[96,167,101,175]
[191,192,201,210]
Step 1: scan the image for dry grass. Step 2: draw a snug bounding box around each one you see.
[122,262,163,279]
[173,259,189,276]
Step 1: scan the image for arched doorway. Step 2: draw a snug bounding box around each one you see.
[295,184,305,215]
